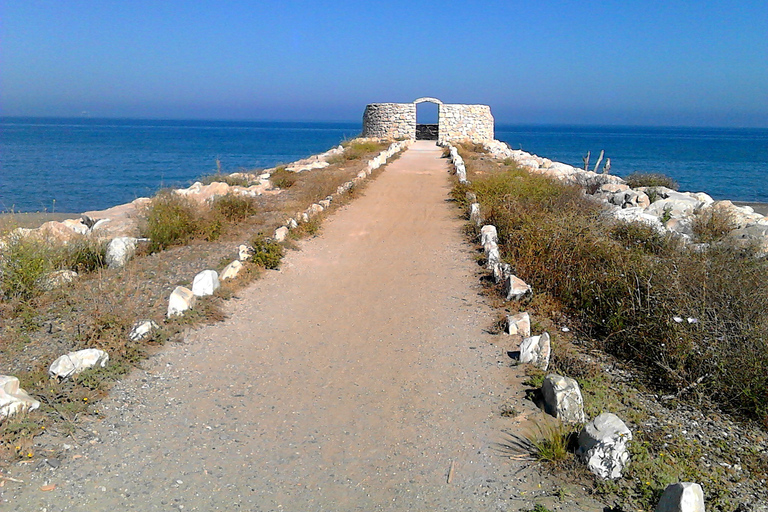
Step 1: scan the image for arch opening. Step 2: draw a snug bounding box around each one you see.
[415,101,439,141]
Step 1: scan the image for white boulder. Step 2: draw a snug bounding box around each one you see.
[578,413,632,479]
[238,244,253,261]
[655,482,705,512]
[0,376,40,420]
[192,270,220,297]
[493,262,512,284]
[485,241,501,270]
[519,332,551,370]
[503,274,531,301]
[220,260,243,280]
[469,203,481,226]
[505,312,531,337]
[542,374,586,423]
[106,237,138,269]
[128,320,159,341]
[274,226,289,242]
[480,225,498,245]
[167,286,195,318]
[49,349,109,379]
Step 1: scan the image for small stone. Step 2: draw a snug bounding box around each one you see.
[191,270,220,297]
[480,225,498,245]
[541,374,586,423]
[578,413,632,479]
[274,226,289,242]
[519,332,551,370]
[220,260,243,281]
[503,274,531,301]
[0,375,40,420]
[655,482,705,512]
[469,203,481,226]
[128,320,159,341]
[42,269,78,291]
[238,244,253,261]
[505,312,530,337]
[106,237,138,269]
[167,286,195,318]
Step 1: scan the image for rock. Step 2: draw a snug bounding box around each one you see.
[480,225,498,245]
[578,413,632,479]
[485,242,501,270]
[287,218,298,229]
[519,332,551,370]
[128,320,159,341]
[505,312,531,337]
[307,204,324,216]
[274,226,289,242]
[238,244,253,261]
[493,262,512,284]
[600,183,630,194]
[167,286,195,318]
[0,376,40,420]
[319,199,331,209]
[49,349,109,379]
[542,374,586,423]
[469,203,481,226]
[106,237,138,269]
[655,482,705,512]
[466,192,477,203]
[220,260,243,280]
[42,269,78,290]
[192,270,220,297]
[503,274,531,301]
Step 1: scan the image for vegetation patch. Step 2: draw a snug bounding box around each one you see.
[625,172,679,190]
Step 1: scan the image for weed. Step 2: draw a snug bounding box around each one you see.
[143,191,222,251]
[212,194,260,222]
[625,172,678,190]
[0,235,50,300]
[249,235,284,269]
[269,167,297,189]
[198,173,252,187]
[528,421,576,466]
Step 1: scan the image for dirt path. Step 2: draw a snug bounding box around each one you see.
[4,142,604,511]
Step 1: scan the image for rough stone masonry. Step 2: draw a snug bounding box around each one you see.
[362,97,494,144]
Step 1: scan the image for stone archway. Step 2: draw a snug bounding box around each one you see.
[414,98,442,141]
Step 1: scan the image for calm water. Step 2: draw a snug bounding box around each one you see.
[1,118,767,213]
[496,125,768,203]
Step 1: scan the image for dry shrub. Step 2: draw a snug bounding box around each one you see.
[466,163,768,424]
[692,206,735,243]
[625,172,679,190]
[211,194,261,222]
[143,191,222,251]
[199,173,252,187]
[269,167,297,189]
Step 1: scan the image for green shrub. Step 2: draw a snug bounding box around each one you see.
[198,173,252,187]
[144,192,199,251]
[269,167,296,189]
[625,172,679,190]
[339,141,385,160]
[59,236,108,272]
[211,194,260,222]
[249,235,284,269]
[0,236,51,301]
[527,422,575,466]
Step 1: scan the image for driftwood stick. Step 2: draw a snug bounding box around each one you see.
[593,150,605,173]
[0,475,24,483]
[582,151,590,171]
[447,460,456,484]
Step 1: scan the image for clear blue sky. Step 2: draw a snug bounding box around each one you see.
[1,0,766,126]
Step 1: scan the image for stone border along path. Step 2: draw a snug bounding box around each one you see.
[2,140,608,512]
[447,141,726,512]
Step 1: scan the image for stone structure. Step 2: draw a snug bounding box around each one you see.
[362,97,494,144]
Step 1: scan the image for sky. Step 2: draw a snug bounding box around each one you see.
[1,0,767,126]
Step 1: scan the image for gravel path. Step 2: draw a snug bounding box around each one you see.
[4,142,604,511]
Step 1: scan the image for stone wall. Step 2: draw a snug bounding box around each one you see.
[362,103,416,140]
[438,104,494,144]
[362,98,494,144]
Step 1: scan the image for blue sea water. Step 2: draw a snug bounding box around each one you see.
[1,118,767,213]
[495,125,768,203]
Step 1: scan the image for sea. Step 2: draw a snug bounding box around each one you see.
[1,117,767,213]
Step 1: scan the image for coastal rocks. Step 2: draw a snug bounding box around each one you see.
[192,270,220,297]
[167,286,196,318]
[503,274,531,301]
[49,349,109,380]
[128,320,159,341]
[610,207,666,233]
[106,236,138,269]
[655,483,705,512]
[542,374,586,423]
[519,332,551,370]
[578,413,633,480]
[220,260,243,281]
[0,376,40,421]
[505,312,531,337]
